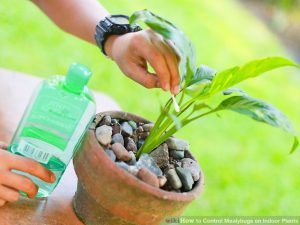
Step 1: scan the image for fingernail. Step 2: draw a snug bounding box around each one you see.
[51,174,56,182]
[173,85,180,95]
[164,83,170,91]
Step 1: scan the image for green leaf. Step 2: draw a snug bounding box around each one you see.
[130,10,196,85]
[216,95,298,152]
[290,137,299,154]
[208,56,299,96]
[188,65,216,86]
[185,65,216,97]
[167,112,182,130]
[222,87,248,96]
[193,102,212,112]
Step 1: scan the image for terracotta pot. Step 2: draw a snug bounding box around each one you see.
[73,111,204,225]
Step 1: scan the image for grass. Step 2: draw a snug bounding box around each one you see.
[1,0,300,217]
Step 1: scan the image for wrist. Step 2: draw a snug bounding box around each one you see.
[103,35,119,59]
[94,14,142,57]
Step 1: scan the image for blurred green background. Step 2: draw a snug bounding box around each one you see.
[1,0,300,216]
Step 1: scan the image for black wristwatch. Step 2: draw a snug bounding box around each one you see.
[95,14,142,56]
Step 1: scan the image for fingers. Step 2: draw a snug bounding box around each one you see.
[140,44,171,91]
[158,40,181,94]
[0,171,38,198]
[139,30,180,94]
[0,186,19,203]
[0,142,8,150]
[110,30,180,93]
[129,64,160,89]
[1,152,55,183]
[0,199,6,207]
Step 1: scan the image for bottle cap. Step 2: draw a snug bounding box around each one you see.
[65,63,92,93]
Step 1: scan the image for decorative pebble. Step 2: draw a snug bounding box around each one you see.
[136,126,143,133]
[116,161,129,171]
[142,123,154,132]
[99,115,111,126]
[121,122,133,137]
[128,151,136,165]
[166,168,182,189]
[169,150,184,159]
[111,143,132,162]
[111,119,119,124]
[166,137,189,151]
[104,149,116,162]
[158,176,167,187]
[181,158,201,181]
[176,167,194,191]
[112,123,121,135]
[128,120,137,130]
[111,133,124,145]
[137,139,145,149]
[96,125,112,146]
[137,167,159,188]
[128,165,139,176]
[125,137,137,152]
[136,154,163,177]
[149,143,169,168]
[132,130,139,143]
[139,132,150,139]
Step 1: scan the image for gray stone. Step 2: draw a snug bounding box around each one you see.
[136,126,143,133]
[111,143,132,162]
[166,168,182,189]
[96,125,112,146]
[142,123,154,132]
[111,133,124,145]
[99,115,111,126]
[181,158,201,181]
[158,176,167,187]
[111,119,119,124]
[137,139,145,149]
[116,161,129,171]
[125,137,137,152]
[104,149,116,162]
[121,122,133,137]
[128,120,137,130]
[136,153,163,177]
[112,123,121,135]
[166,137,189,151]
[169,150,184,159]
[176,167,194,191]
[128,151,136,165]
[128,165,139,176]
[149,143,169,168]
[139,132,150,139]
[137,167,159,188]
[132,130,139,143]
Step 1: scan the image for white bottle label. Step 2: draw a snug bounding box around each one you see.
[17,139,52,164]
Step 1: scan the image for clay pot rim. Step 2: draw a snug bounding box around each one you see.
[90,110,205,202]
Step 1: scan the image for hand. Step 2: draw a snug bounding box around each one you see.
[105,29,180,95]
[0,149,56,207]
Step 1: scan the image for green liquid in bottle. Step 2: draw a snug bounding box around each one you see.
[8,63,96,198]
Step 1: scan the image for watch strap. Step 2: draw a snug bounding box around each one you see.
[95,15,142,56]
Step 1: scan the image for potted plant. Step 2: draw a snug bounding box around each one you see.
[72,10,299,225]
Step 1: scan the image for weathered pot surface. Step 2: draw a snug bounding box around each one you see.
[73,111,204,225]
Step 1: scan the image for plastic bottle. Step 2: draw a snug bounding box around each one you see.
[8,63,96,198]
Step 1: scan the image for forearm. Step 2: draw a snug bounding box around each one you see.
[32,0,109,45]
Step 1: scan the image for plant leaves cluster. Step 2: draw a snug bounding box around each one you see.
[130,10,300,157]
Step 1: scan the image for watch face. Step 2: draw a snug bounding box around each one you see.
[109,16,129,25]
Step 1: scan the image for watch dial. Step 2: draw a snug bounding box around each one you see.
[110,16,129,25]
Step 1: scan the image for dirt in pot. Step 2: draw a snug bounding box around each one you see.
[95,115,201,193]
